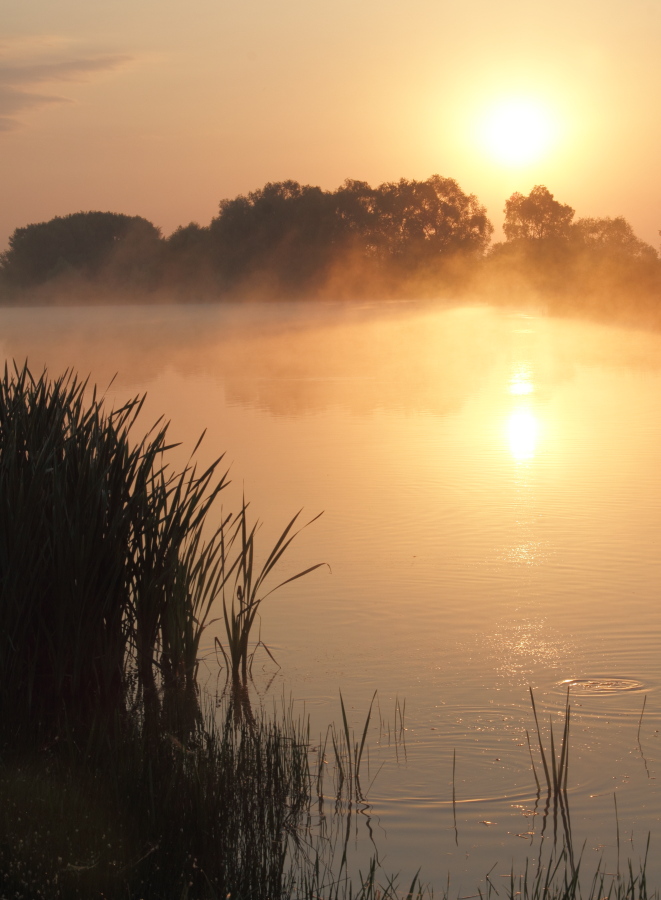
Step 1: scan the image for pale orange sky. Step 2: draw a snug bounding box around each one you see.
[2,0,660,251]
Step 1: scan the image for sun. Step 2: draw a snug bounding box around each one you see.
[481,98,555,167]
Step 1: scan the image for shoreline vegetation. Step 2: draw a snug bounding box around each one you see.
[0,364,657,898]
[0,180,660,328]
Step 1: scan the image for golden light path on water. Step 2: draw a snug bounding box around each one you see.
[498,368,562,675]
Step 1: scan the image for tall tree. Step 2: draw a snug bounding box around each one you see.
[372,175,492,260]
[209,174,493,292]
[503,186,574,242]
[209,181,337,289]
[1,211,162,287]
[571,216,657,259]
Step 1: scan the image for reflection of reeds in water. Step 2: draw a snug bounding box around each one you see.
[313,688,382,879]
[637,695,651,780]
[1,692,310,896]
[303,691,655,900]
[336,689,377,803]
[306,693,423,899]
[314,691,406,809]
[479,837,653,900]
[520,689,653,900]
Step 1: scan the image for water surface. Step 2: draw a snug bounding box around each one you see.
[2,300,659,889]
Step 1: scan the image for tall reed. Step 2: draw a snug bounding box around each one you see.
[0,362,315,749]
[527,687,574,858]
[215,501,324,686]
[528,686,571,800]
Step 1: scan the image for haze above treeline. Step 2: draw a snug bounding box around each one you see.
[2,175,660,321]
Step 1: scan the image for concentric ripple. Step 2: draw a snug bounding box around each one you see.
[558,677,644,694]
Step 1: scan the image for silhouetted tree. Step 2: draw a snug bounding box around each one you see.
[163,222,215,293]
[333,179,381,256]
[0,176,494,301]
[1,211,162,288]
[208,175,492,295]
[488,190,661,313]
[565,215,660,312]
[371,175,492,261]
[571,216,657,259]
[208,181,339,292]
[503,186,574,242]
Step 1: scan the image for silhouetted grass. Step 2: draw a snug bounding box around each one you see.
[0,362,235,749]
[0,361,322,748]
[215,499,324,687]
[476,838,654,900]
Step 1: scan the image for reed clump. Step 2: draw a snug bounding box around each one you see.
[0,363,234,748]
[0,362,321,897]
[0,362,322,748]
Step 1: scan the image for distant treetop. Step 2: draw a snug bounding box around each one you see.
[207,175,493,291]
[1,211,161,287]
[503,185,575,242]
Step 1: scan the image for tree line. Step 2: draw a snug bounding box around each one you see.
[1,178,659,310]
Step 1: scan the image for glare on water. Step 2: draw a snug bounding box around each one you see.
[1,300,659,889]
[507,407,538,460]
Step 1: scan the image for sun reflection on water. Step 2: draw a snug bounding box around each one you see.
[508,407,538,460]
[486,621,573,682]
[504,540,548,566]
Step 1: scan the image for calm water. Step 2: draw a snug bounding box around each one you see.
[2,300,660,890]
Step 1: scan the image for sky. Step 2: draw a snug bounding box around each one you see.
[2,0,660,252]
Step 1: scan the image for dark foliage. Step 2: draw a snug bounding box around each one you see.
[207,175,492,294]
[0,363,422,900]
[0,211,162,288]
[162,221,216,295]
[1,179,659,311]
[209,180,338,291]
[485,186,661,314]
[503,185,575,242]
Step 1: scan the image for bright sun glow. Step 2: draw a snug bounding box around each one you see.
[482,98,554,167]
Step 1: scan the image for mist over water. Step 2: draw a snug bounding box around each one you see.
[2,299,660,889]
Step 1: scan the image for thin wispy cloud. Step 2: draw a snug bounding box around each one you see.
[0,47,132,132]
